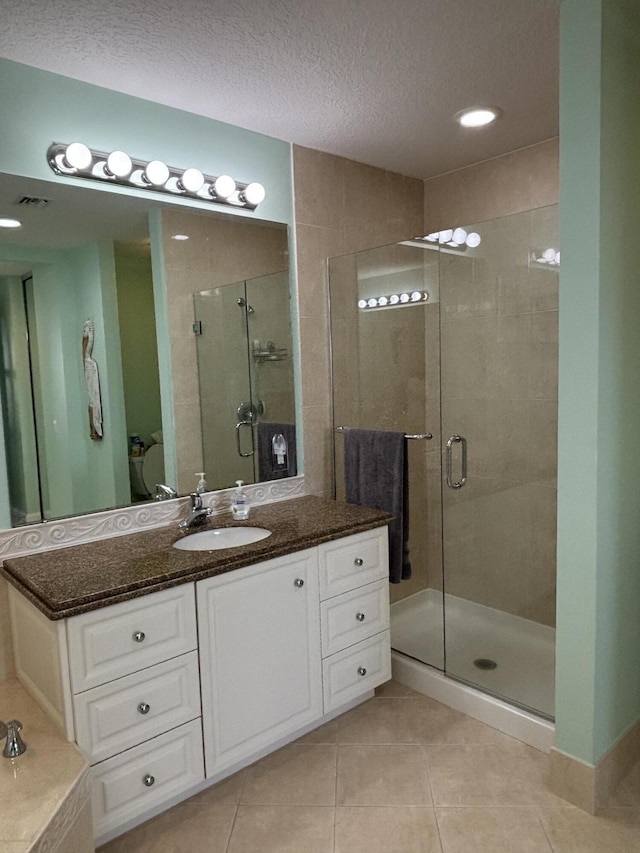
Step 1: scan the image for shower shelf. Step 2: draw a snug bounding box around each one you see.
[252,341,288,362]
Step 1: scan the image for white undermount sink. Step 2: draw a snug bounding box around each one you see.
[173,526,272,551]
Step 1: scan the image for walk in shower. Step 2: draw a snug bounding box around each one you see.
[328,205,558,721]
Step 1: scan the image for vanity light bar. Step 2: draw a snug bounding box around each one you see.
[357,290,429,310]
[46,142,266,210]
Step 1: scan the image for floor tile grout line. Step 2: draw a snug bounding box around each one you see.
[534,807,557,853]
[222,803,240,853]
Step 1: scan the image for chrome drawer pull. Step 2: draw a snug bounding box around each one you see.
[356,612,365,622]
[143,774,155,787]
[133,631,146,643]
[294,578,304,588]
[357,666,367,677]
[354,558,364,566]
[138,702,151,715]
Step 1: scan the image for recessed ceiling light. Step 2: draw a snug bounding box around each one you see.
[456,107,502,128]
[171,234,190,241]
[0,217,22,229]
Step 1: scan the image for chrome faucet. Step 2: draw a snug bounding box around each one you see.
[178,492,213,531]
[0,720,27,758]
[155,483,178,501]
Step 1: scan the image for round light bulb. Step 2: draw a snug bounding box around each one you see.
[425,233,439,242]
[0,217,22,229]
[367,298,377,308]
[438,229,453,244]
[144,160,170,186]
[378,296,388,306]
[465,232,481,248]
[180,168,204,193]
[213,174,236,199]
[452,227,467,245]
[243,182,266,206]
[399,293,410,303]
[105,150,132,178]
[389,294,400,305]
[411,291,422,302]
[456,107,501,128]
[358,299,367,309]
[543,247,556,262]
[64,142,92,171]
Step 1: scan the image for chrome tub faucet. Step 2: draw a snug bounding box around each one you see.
[0,720,27,758]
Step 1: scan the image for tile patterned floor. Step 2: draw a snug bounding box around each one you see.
[98,681,640,852]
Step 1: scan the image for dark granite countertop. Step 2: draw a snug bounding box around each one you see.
[1,496,391,620]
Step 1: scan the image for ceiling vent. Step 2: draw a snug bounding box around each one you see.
[14,195,51,208]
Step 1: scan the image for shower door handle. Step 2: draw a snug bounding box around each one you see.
[446,434,467,489]
[235,421,255,458]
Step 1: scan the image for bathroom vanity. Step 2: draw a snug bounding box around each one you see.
[2,496,391,845]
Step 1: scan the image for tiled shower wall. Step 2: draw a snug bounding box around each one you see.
[293,146,424,498]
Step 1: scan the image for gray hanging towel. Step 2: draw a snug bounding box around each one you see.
[257,422,297,480]
[343,428,411,583]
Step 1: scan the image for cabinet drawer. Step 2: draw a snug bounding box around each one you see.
[318,527,388,599]
[68,585,197,692]
[74,652,201,765]
[322,630,391,712]
[321,579,389,657]
[91,719,204,838]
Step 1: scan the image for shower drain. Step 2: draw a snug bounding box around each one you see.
[473,658,498,671]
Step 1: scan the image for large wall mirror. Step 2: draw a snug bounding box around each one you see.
[0,172,298,529]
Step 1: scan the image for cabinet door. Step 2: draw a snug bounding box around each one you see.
[197,549,322,777]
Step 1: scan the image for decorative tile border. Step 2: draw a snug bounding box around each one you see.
[0,477,305,561]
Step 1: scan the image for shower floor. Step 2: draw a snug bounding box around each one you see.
[391,588,555,719]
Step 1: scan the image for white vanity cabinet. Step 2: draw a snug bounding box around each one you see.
[7,521,390,845]
[197,547,323,777]
[318,527,391,710]
[8,583,205,840]
[68,585,204,838]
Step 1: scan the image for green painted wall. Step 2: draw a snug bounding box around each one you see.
[556,0,640,765]
[0,57,293,228]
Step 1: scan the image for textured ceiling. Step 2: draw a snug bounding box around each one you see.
[0,0,560,179]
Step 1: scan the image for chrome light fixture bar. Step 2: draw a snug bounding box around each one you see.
[47,142,266,210]
[357,290,429,311]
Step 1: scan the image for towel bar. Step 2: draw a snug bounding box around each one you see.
[334,426,432,440]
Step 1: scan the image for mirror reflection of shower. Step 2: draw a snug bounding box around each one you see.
[194,269,297,491]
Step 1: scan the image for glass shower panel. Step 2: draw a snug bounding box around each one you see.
[439,206,558,718]
[329,240,445,671]
[194,281,255,489]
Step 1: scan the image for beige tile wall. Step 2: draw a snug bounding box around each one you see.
[424,138,559,231]
[293,146,424,498]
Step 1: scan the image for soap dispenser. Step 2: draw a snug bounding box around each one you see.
[231,480,250,520]
[195,472,208,494]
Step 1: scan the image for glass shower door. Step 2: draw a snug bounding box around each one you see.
[328,241,445,672]
[439,206,558,718]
